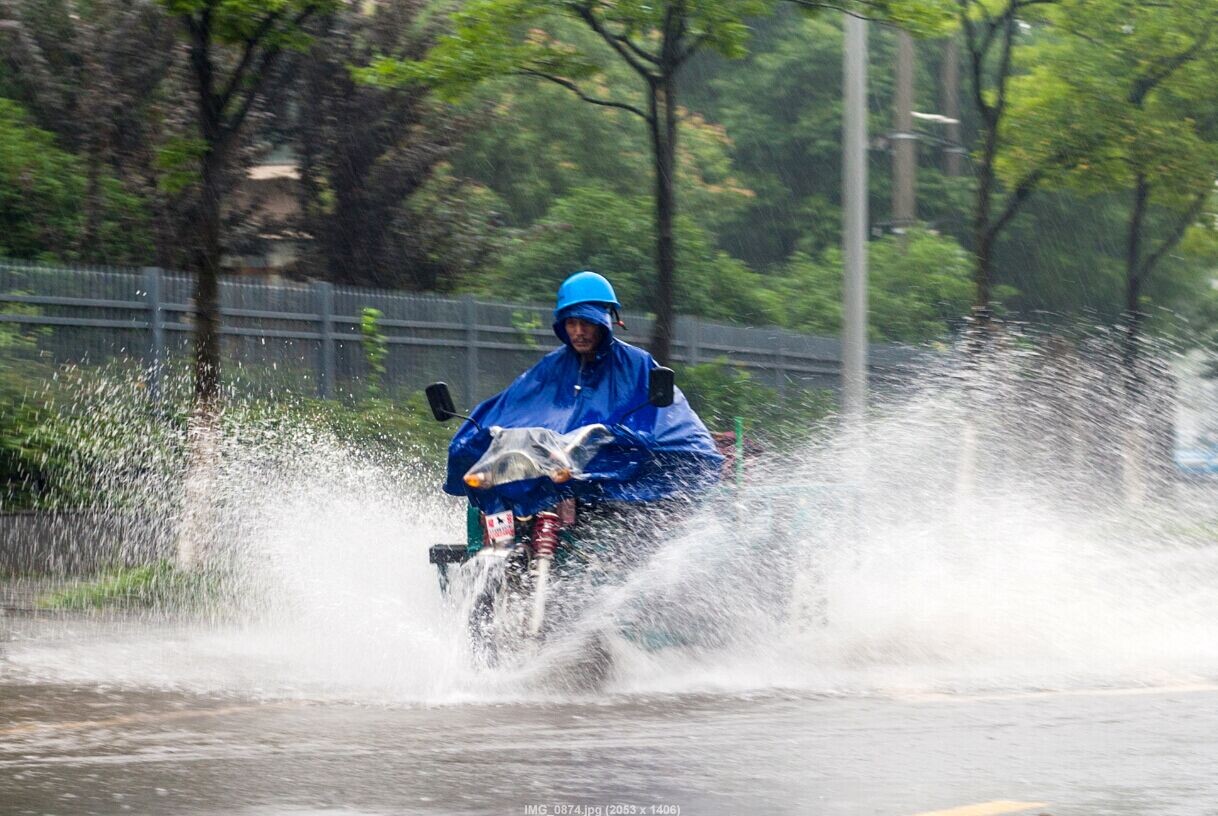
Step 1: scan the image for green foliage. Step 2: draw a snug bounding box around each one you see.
[0,359,190,512]
[0,356,452,512]
[1,365,147,511]
[448,57,754,234]
[449,73,637,226]
[368,0,776,97]
[511,310,543,349]
[386,165,510,293]
[293,393,452,466]
[683,16,969,267]
[0,293,48,355]
[0,97,150,262]
[1153,210,1218,346]
[373,0,951,101]
[1004,0,1218,202]
[983,0,1218,344]
[161,0,336,48]
[678,358,834,444]
[988,188,1217,332]
[991,192,1125,319]
[764,229,975,342]
[7,0,1218,355]
[0,98,81,259]
[36,560,213,610]
[376,0,952,362]
[692,14,845,266]
[359,307,389,396]
[0,330,126,510]
[155,137,208,194]
[471,185,773,323]
[0,387,68,510]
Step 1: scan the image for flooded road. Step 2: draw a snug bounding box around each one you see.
[4,670,1218,815]
[4,364,1218,815]
[5,484,1218,815]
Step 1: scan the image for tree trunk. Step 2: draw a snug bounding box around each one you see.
[964,9,1019,333]
[188,13,223,409]
[177,406,220,571]
[194,150,223,408]
[1120,174,1151,508]
[648,74,678,365]
[971,122,998,325]
[326,172,387,287]
[180,54,224,572]
[1123,174,1150,374]
[182,109,223,572]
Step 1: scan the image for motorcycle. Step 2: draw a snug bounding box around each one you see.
[425,369,677,671]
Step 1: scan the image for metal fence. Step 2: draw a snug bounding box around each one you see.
[0,260,922,405]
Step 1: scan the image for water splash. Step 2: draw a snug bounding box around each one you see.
[604,338,1218,696]
[4,339,1218,702]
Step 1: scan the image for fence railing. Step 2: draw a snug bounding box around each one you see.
[0,260,923,405]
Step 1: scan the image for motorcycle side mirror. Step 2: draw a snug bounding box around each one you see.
[425,382,484,431]
[648,367,675,408]
[425,382,457,422]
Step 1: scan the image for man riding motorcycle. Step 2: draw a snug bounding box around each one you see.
[437,273,722,660]
[443,270,722,527]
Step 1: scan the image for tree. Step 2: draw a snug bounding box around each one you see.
[162,0,336,406]
[369,1,768,363]
[289,1,467,289]
[762,228,974,342]
[955,0,1060,325]
[473,184,774,323]
[374,0,948,364]
[0,0,172,264]
[988,0,1218,504]
[0,98,89,258]
[1004,0,1218,367]
[692,15,967,267]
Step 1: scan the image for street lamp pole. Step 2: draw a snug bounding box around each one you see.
[842,13,869,421]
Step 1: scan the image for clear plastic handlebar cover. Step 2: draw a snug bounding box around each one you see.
[463,424,613,489]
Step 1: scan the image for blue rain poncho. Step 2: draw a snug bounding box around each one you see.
[444,303,723,516]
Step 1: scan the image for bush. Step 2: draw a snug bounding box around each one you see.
[292,392,452,466]
[473,185,774,325]
[677,359,834,446]
[36,561,212,610]
[763,229,975,342]
[0,97,150,263]
[0,349,97,510]
[0,357,453,512]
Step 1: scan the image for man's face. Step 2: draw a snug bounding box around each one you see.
[564,317,603,356]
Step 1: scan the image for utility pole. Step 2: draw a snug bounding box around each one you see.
[941,37,963,177]
[892,30,917,228]
[842,13,869,420]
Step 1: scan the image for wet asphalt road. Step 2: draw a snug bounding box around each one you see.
[3,677,1218,816]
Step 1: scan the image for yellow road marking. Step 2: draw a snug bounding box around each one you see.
[0,701,295,737]
[910,802,1047,816]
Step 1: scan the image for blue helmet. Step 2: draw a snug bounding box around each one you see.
[554,271,621,316]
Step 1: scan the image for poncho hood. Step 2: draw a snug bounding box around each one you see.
[553,302,615,353]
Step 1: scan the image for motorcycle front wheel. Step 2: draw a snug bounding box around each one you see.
[467,549,534,668]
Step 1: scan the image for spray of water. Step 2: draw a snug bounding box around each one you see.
[4,339,1217,702]
[604,337,1218,696]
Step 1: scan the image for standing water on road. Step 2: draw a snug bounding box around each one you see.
[4,340,1217,705]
